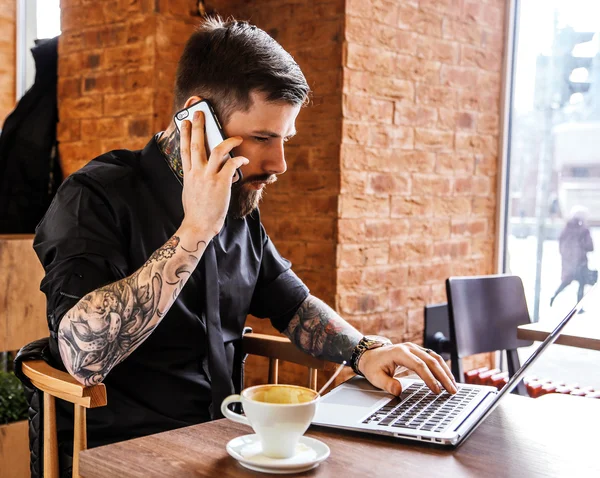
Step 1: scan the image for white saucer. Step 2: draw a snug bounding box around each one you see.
[226,434,330,474]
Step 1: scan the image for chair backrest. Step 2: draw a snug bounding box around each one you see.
[423,303,453,361]
[446,275,534,388]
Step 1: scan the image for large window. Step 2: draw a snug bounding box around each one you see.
[505,0,600,320]
[504,0,600,386]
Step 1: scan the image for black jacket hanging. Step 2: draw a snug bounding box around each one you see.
[0,35,62,233]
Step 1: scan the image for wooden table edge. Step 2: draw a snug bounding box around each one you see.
[517,323,600,351]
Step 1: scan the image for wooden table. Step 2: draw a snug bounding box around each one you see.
[517,313,600,351]
[80,394,600,477]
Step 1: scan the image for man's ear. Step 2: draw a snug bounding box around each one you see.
[183,95,203,108]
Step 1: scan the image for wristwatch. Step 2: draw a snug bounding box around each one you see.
[350,335,392,376]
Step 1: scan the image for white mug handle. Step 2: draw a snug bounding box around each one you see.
[221,394,251,426]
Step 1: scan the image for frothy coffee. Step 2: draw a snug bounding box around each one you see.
[246,385,317,404]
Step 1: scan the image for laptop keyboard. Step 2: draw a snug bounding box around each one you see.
[362,383,480,433]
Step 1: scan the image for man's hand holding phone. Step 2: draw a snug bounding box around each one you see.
[179,111,249,240]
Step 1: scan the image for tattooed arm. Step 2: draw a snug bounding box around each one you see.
[283,294,458,396]
[283,295,362,363]
[57,227,208,386]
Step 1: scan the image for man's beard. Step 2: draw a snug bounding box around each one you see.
[229,174,276,219]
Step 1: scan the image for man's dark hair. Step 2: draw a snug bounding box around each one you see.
[174,16,310,122]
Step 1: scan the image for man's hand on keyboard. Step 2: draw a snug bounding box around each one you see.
[358,343,458,396]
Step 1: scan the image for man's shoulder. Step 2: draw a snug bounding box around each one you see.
[71,147,142,190]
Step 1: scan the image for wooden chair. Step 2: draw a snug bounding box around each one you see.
[21,332,331,478]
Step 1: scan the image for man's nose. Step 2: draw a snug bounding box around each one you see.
[264,142,287,175]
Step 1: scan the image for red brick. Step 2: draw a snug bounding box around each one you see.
[461,45,502,72]
[412,175,451,195]
[396,4,420,31]
[455,133,498,156]
[390,285,431,311]
[472,197,496,216]
[365,219,410,241]
[341,143,370,170]
[339,195,390,218]
[473,176,492,196]
[83,24,128,49]
[471,238,495,257]
[80,117,127,139]
[339,290,389,315]
[482,3,504,28]
[82,72,120,95]
[104,90,154,117]
[407,218,451,239]
[338,243,390,267]
[409,262,451,283]
[304,243,337,268]
[393,150,436,173]
[369,124,414,149]
[343,94,394,124]
[442,18,482,45]
[104,42,154,69]
[60,95,104,119]
[59,140,104,165]
[417,38,460,64]
[391,197,432,217]
[415,128,454,151]
[338,219,367,243]
[362,265,409,289]
[395,55,442,84]
[477,113,499,133]
[343,122,371,146]
[346,17,416,55]
[453,176,474,195]
[345,43,396,75]
[416,84,457,108]
[394,104,438,128]
[58,77,82,98]
[279,170,338,192]
[347,0,399,27]
[57,120,81,142]
[337,268,364,290]
[390,240,434,262]
[61,5,106,31]
[432,197,472,216]
[441,65,478,89]
[341,170,367,194]
[475,154,498,175]
[367,173,411,196]
[462,0,485,24]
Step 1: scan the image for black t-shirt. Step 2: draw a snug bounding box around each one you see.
[33,137,309,448]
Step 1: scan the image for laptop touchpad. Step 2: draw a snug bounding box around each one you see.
[322,389,390,408]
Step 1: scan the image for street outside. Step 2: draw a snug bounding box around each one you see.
[507,227,600,389]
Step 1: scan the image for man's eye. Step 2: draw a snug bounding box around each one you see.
[254,136,269,143]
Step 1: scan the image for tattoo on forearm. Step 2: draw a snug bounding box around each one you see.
[58,235,205,386]
[283,295,362,364]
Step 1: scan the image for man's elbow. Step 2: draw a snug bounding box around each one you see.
[57,337,107,387]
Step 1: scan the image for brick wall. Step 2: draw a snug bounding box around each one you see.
[339,0,505,369]
[58,0,200,176]
[0,0,16,123]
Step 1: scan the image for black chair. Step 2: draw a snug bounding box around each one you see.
[423,303,454,362]
[445,275,534,395]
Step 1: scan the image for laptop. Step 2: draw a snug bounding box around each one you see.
[313,284,597,447]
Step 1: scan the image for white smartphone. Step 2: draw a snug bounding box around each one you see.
[174,99,241,184]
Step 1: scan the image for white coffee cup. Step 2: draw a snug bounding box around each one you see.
[221,384,319,459]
